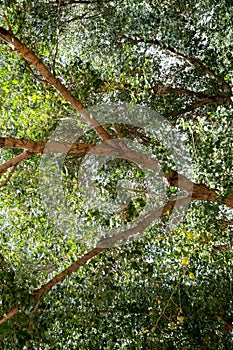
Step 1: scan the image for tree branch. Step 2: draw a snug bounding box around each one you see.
[99,196,192,247]
[166,99,225,118]
[166,46,232,93]
[23,59,47,83]
[0,306,19,326]
[0,196,189,325]
[0,27,110,142]
[0,136,93,154]
[0,151,32,177]
[0,165,17,188]
[66,8,109,22]
[152,84,232,116]
[32,247,105,300]
[130,37,232,93]
[0,183,232,324]
[153,84,232,103]
[0,136,232,209]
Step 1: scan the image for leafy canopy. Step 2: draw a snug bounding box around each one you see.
[0,0,232,349]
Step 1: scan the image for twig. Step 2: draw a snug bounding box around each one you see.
[128,37,232,93]
[167,99,222,117]
[66,8,110,22]
[30,299,42,320]
[151,266,188,333]
[3,12,12,32]
[153,84,230,100]
[52,0,62,75]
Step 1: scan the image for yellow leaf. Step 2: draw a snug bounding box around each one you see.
[177,316,184,324]
[181,257,189,266]
[187,232,194,239]
[170,322,175,330]
[142,328,149,333]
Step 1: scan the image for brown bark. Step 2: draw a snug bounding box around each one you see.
[1,136,233,209]
[0,151,32,177]
[0,165,17,188]
[0,27,110,142]
[0,26,232,328]
[0,136,93,155]
[167,99,227,118]
[0,185,231,325]
[153,84,232,103]
[32,247,105,300]
[0,306,19,326]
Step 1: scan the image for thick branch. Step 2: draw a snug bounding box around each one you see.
[23,60,47,83]
[0,27,110,142]
[0,136,93,155]
[99,196,191,247]
[32,247,104,300]
[1,136,232,209]
[0,184,231,324]
[165,169,217,204]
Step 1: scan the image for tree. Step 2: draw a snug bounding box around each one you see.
[0,1,232,348]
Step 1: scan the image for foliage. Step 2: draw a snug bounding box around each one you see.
[0,0,232,349]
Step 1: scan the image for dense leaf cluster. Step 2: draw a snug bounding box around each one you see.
[0,0,232,349]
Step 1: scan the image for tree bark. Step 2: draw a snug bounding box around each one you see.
[0,27,110,142]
